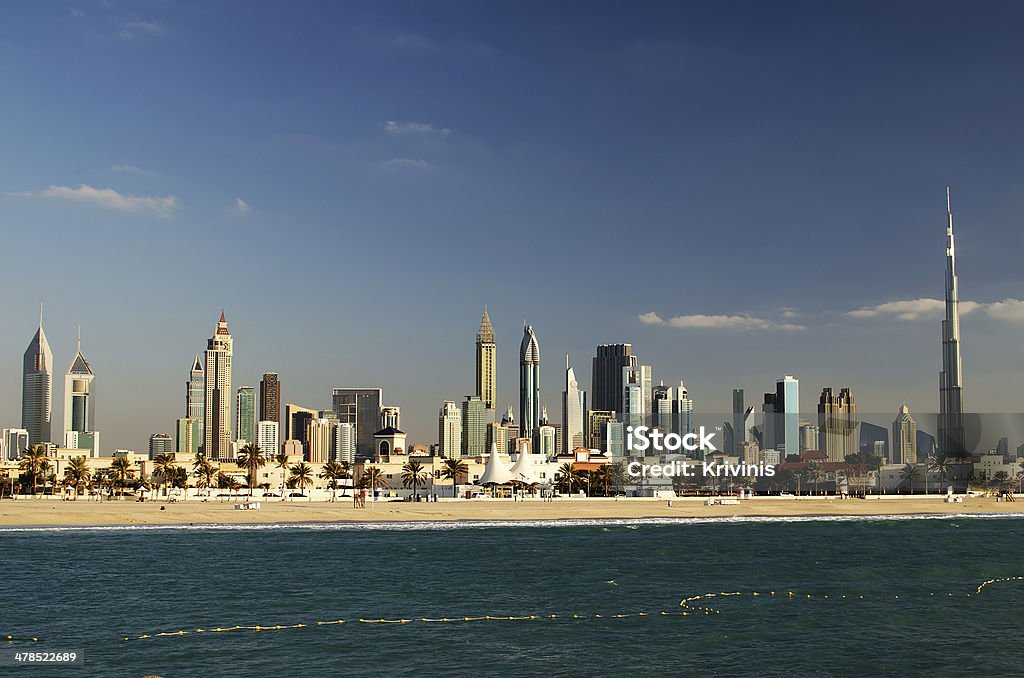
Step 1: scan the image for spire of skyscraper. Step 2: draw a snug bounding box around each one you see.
[475,307,497,411]
[939,187,965,458]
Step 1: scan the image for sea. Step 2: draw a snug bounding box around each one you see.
[3,514,1024,677]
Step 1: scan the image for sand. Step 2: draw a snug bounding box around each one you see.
[0,495,1021,527]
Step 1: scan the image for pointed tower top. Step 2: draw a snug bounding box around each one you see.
[477,307,495,343]
[192,354,203,372]
[216,310,230,335]
[220,309,226,323]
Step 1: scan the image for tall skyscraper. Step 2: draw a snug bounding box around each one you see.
[256,420,280,459]
[22,310,53,445]
[63,330,96,440]
[176,417,200,456]
[461,395,487,456]
[336,422,356,463]
[235,386,256,445]
[592,344,636,413]
[284,403,318,451]
[186,355,204,447]
[203,312,233,459]
[622,364,652,429]
[892,404,917,465]
[818,387,859,462]
[438,400,462,458]
[675,381,694,437]
[331,388,383,462]
[939,188,966,459]
[561,354,586,453]
[762,392,778,453]
[731,389,746,454]
[653,383,673,433]
[776,375,800,459]
[588,410,616,450]
[475,308,497,411]
[259,373,281,427]
[519,324,541,439]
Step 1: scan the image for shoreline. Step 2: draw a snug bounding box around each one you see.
[1,495,1023,528]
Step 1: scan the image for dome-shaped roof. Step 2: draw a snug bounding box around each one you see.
[520,324,540,363]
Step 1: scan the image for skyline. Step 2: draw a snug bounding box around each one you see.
[2,2,1024,450]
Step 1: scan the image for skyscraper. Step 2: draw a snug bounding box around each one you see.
[149,433,173,458]
[284,403,318,451]
[176,417,200,456]
[22,310,53,446]
[3,428,29,462]
[256,420,280,459]
[731,389,746,454]
[622,364,652,429]
[562,354,586,453]
[892,404,917,465]
[235,386,256,445]
[675,381,694,437]
[259,372,281,427]
[818,387,859,463]
[63,330,96,441]
[592,344,636,413]
[331,388,383,462]
[939,188,966,459]
[519,324,541,439]
[203,312,233,459]
[461,395,487,456]
[475,308,496,411]
[186,355,204,446]
[776,375,800,459]
[438,400,462,458]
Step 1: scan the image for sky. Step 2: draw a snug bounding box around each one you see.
[1,0,1023,452]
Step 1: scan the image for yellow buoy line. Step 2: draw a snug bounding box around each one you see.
[121,576,1023,643]
[2,635,40,643]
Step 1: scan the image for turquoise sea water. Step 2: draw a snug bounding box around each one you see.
[3,515,1024,677]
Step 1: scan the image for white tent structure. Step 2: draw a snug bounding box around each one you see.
[478,443,514,486]
[508,450,539,485]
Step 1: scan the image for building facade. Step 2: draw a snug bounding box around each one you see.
[475,308,497,411]
[259,372,281,427]
[592,344,636,413]
[519,324,541,439]
[892,404,918,465]
[939,189,967,459]
[203,312,233,459]
[236,386,256,445]
[438,400,462,458]
[462,395,488,456]
[331,387,383,462]
[818,387,859,462]
[562,354,586,453]
[22,314,54,446]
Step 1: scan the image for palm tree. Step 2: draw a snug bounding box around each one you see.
[19,446,47,496]
[152,453,177,498]
[900,463,922,495]
[110,456,135,499]
[555,463,582,495]
[289,463,314,498]
[358,466,388,500]
[441,458,468,498]
[599,462,627,496]
[401,460,429,501]
[38,459,53,495]
[63,456,91,500]
[319,460,346,501]
[807,461,823,495]
[274,452,291,500]
[236,443,265,496]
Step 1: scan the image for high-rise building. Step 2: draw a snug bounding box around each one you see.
[475,308,497,411]
[256,420,280,459]
[762,392,778,452]
[776,375,800,459]
[284,403,318,451]
[622,364,652,429]
[235,386,256,445]
[675,382,694,437]
[818,387,859,462]
[562,355,586,453]
[500,406,518,452]
[3,428,29,461]
[149,433,173,458]
[538,425,557,455]
[606,421,625,457]
[259,373,281,427]
[588,410,616,450]
[592,344,636,413]
[798,420,818,453]
[331,387,382,462]
[461,395,488,456]
[203,312,233,459]
[519,324,541,439]
[176,417,200,456]
[892,404,917,465]
[438,400,462,458]
[731,389,746,454]
[63,330,96,441]
[336,422,356,463]
[305,416,341,464]
[186,355,204,445]
[653,383,673,432]
[22,311,53,445]
[939,188,966,459]
[487,422,509,458]
[996,436,1009,459]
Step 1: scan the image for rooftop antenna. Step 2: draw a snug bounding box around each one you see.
[76,325,81,353]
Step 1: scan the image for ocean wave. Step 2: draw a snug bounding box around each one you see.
[0,512,1020,534]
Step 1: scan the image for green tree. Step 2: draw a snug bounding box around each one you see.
[19,446,47,496]
[900,463,922,495]
[63,456,91,500]
[358,466,389,497]
[441,458,468,498]
[152,453,177,498]
[555,463,582,494]
[110,456,136,498]
[236,443,266,496]
[401,459,430,500]
[289,463,314,497]
[319,460,348,501]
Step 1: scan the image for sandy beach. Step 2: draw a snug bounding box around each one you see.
[0,495,1022,527]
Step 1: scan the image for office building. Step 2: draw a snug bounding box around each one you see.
[284,403,318,451]
[562,355,586,453]
[538,425,556,455]
[259,373,281,427]
[256,420,280,459]
[476,308,497,411]
[186,355,204,447]
[588,410,616,450]
[331,387,383,461]
[818,387,859,462]
[203,312,233,459]
[892,404,917,465]
[622,364,652,429]
[592,344,636,413]
[149,433,173,458]
[438,400,462,458]
[462,395,488,456]
[22,310,53,445]
[776,375,800,458]
[176,417,200,457]
[519,324,541,439]
[63,330,96,441]
[3,428,29,461]
[236,386,256,445]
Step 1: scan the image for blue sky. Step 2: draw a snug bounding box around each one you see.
[1,0,1023,451]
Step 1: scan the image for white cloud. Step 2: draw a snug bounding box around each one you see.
[985,298,1024,322]
[383,120,453,136]
[233,197,250,215]
[8,184,177,216]
[847,298,988,321]
[119,18,164,39]
[379,158,431,170]
[640,312,805,331]
[111,164,156,176]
